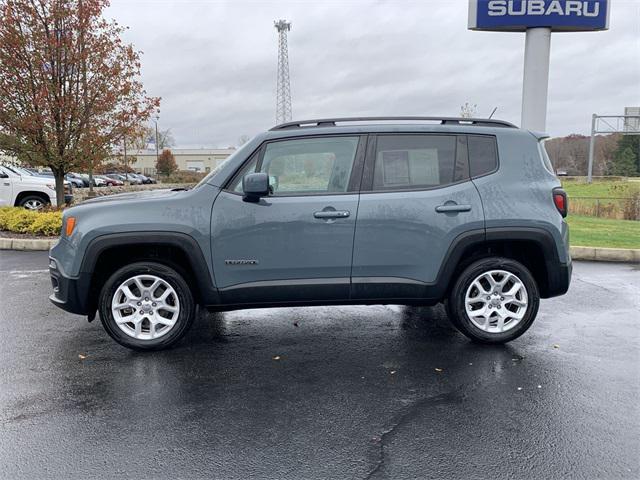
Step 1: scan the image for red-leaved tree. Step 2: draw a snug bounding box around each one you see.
[156,149,177,177]
[0,0,160,205]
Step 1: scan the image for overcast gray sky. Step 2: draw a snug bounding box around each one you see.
[107,0,640,148]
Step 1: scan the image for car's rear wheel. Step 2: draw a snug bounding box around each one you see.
[18,194,49,210]
[98,262,195,350]
[447,257,539,344]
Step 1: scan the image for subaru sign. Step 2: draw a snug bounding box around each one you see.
[468,0,610,31]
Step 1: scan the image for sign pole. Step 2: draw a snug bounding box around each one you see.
[521,27,551,132]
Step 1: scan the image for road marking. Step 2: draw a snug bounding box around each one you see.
[8,269,49,275]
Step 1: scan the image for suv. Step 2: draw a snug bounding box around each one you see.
[1,165,73,209]
[49,117,571,350]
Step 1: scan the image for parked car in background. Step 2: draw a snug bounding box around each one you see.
[0,164,72,209]
[106,173,143,185]
[133,173,156,184]
[49,116,571,350]
[67,172,90,188]
[77,173,106,187]
[64,175,85,189]
[96,175,123,186]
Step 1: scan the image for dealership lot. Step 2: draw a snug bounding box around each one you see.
[0,251,638,479]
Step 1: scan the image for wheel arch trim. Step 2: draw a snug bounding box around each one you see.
[80,231,219,305]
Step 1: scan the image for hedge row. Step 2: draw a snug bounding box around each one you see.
[0,207,62,236]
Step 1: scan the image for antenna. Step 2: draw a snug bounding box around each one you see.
[488,107,498,119]
[274,20,293,125]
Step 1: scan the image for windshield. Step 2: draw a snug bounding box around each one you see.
[2,165,29,176]
[13,166,35,176]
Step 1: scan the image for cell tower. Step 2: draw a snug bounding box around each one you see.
[274,19,292,125]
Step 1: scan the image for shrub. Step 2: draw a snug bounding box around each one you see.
[29,212,63,236]
[162,170,204,184]
[0,207,62,236]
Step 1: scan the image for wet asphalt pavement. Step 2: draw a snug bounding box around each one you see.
[0,251,638,479]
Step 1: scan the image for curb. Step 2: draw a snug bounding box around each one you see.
[0,237,58,251]
[569,246,640,263]
[1,236,639,263]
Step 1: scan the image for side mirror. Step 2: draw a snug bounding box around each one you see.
[242,172,269,202]
[0,172,8,179]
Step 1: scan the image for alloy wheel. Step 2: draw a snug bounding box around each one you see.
[111,274,180,340]
[464,269,528,334]
[24,199,44,210]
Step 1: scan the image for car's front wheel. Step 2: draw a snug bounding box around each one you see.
[98,262,195,350]
[447,257,540,344]
[18,194,49,210]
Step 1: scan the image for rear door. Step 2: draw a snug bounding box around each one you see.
[211,135,366,305]
[351,133,486,300]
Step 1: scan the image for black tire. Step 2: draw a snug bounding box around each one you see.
[98,262,195,351]
[447,257,540,344]
[18,194,50,210]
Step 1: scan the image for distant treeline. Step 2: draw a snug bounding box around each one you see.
[545,133,639,177]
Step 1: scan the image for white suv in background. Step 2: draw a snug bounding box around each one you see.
[0,165,73,209]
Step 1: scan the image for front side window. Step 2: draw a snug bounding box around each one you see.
[372,135,466,190]
[231,136,359,195]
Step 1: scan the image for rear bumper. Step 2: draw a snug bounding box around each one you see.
[544,259,572,298]
[49,258,90,315]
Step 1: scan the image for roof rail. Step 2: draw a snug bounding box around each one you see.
[269,116,518,131]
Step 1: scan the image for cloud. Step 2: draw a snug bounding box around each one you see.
[107,0,640,147]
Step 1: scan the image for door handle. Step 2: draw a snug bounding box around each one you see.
[435,204,472,213]
[314,210,350,219]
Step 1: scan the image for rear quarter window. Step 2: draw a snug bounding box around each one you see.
[468,136,498,178]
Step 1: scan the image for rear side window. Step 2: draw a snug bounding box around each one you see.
[468,136,498,178]
[372,135,468,190]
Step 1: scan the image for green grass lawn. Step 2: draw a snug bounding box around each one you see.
[562,179,640,199]
[567,215,640,249]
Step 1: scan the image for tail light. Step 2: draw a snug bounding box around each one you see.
[553,188,567,218]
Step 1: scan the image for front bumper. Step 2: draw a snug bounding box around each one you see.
[49,257,90,315]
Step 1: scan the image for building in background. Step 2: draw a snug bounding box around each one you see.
[624,107,640,133]
[126,148,236,175]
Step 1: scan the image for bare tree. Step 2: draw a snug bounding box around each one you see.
[460,102,478,118]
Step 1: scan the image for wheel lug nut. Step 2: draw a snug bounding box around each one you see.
[137,302,141,306]
[152,302,156,307]
[500,297,504,301]
[145,297,149,301]
[486,296,491,300]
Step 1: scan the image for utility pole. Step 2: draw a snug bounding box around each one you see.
[274,20,292,125]
[154,114,160,176]
[123,136,128,184]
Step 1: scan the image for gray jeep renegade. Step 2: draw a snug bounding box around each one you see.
[49,117,571,350]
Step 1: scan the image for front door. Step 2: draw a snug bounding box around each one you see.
[211,135,365,305]
[351,133,486,300]
[0,167,13,207]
